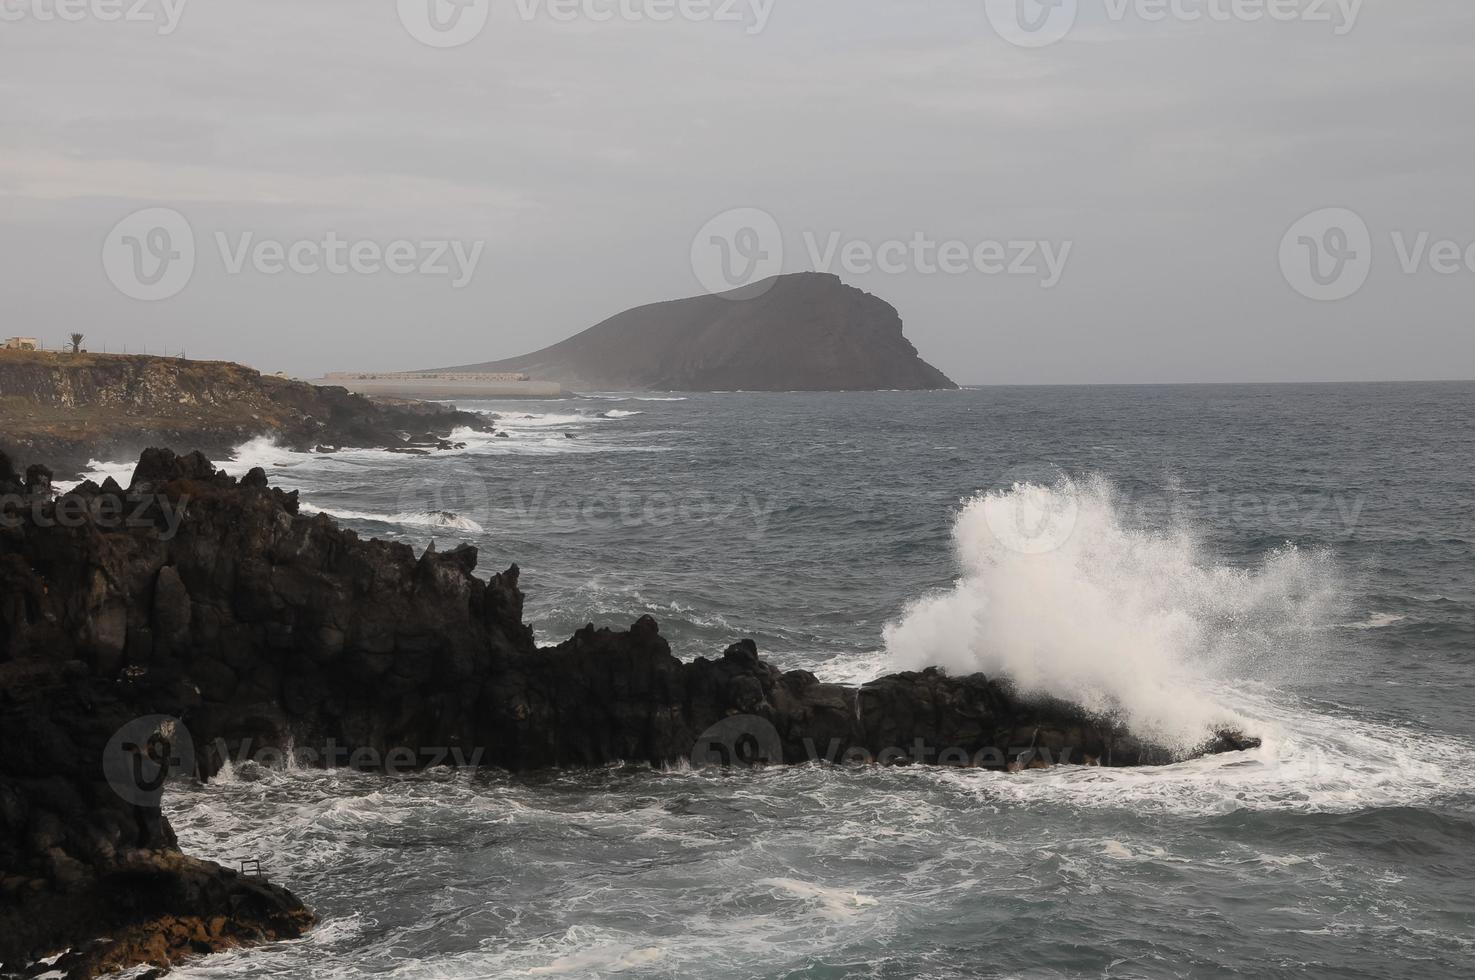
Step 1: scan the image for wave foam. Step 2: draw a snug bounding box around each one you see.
[495,412,593,429]
[757,878,878,922]
[299,502,485,533]
[883,475,1340,752]
[944,683,1475,816]
[1339,612,1408,630]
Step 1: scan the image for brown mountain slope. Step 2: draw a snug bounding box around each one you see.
[441,273,956,391]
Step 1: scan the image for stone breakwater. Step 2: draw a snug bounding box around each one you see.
[0,448,1257,977]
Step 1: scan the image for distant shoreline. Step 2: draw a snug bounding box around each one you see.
[313,373,568,400]
[948,378,1475,388]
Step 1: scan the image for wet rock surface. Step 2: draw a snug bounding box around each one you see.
[0,448,1258,976]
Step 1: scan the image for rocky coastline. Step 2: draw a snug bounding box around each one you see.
[0,448,1258,977]
[0,351,492,480]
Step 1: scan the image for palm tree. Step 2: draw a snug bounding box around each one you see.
[68,333,84,354]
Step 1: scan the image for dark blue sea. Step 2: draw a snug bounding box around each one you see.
[77,383,1475,978]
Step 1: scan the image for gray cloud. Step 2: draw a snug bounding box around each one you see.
[1,0,1471,382]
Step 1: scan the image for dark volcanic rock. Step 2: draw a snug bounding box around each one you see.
[438,272,957,392]
[0,448,1256,976]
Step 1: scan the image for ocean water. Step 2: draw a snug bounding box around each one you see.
[93,383,1475,978]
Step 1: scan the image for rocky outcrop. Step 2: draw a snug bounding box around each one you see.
[0,454,316,978]
[0,448,1256,976]
[441,272,958,391]
[0,351,491,478]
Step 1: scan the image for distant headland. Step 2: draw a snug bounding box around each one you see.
[436,272,957,393]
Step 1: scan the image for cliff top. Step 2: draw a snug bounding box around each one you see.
[0,351,487,477]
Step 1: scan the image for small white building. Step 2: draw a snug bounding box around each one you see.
[2,337,39,351]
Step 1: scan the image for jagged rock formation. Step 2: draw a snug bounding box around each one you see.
[0,448,1256,976]
[441,272,957,391]
[0,350,491,479]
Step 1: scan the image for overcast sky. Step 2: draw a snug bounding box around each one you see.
[2,0,1471,383]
